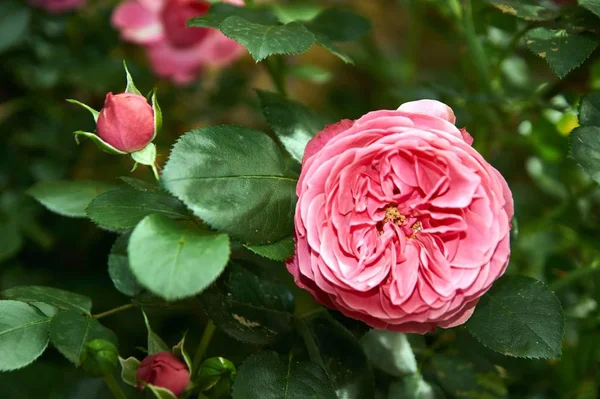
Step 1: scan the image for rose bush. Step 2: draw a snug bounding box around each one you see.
[27,0,85,13]
[136,352,191,397]
[288,100,514,333]
[111,0,245,84]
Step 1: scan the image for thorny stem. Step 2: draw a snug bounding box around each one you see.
[192,320,216,371]
[93,303,136,319]
[103,374,127,399]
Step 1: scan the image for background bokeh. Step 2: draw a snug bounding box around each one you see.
[1,0,599,397]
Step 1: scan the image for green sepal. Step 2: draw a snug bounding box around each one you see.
[73,131,127,155]
[123,60,142,96]
[131,143,159,180]
[151,87,162,140]
[172,332,193,372]
[142,310,170,354]
[66,99,100,122]
[146,384,178,399]
[119,356,140,387]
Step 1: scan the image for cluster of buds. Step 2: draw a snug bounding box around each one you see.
[68,62,162,179]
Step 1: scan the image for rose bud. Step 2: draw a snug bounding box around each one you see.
[136,351,190,397]
[96,92,155,153]
[288,99,513,334]
[80,339,119,377]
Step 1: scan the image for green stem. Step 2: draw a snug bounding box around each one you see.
[192,320,216,371]
[103,374,127,399]
[462,0,495,96]
[94,303,136,319]
[264,57,288,97]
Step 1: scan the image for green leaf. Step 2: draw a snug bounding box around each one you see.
[142,311,170,355]
[86,187,189,231]
[306,8,371,42]
[272,4,323,23]
[49,311,117,366]
[484,0,559,21]
[256,90,328,163]
[578,92,600,126]
[123,60,142,96]
[172,334,192,372]
[525,27,598,79]
[232,351,337,399]
[388,374,439,399]
[289,64,332,84]
[312,33,354,64]
[571,126,600,184]
[66,99,100,123]
[0,217,22,263]
[120,176,159,192]
[245,236,295,261]
[28,180,117,218]
[219,16,315,62]
[431,354,506,399]
[299,312,374,398]
[466,275,564,359]
[187,3,278,28]
[73,131,128,155]
[162,125,297,245]
[361,330,417,377]
[119,356,140,387]
[2,285,92,314]
[228,263,294,313]
[129,214,230,300]
[108,234,143,297]
[0,1,30,55]
[131,143,157,167]
[0,301,51,371]
[579,0,600,18]
[200,285,293,345]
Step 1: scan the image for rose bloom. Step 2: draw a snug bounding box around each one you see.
[137,352,191,397]
[96,92,155,153]
[112,0,245,84]
[28,0,85,13]
[287,100,513,334]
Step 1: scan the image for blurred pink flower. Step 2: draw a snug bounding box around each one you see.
[288,100,514,334]
[28,0,85,13]
[112,0,245,84]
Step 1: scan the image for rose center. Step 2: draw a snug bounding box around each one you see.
[378,205,422,239]
[161,0,211,48]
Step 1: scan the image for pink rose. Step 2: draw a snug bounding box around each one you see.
[97,92,155,153]
[136,352,190,397]
[28,0,85,13]
[112,0,245,84]
[287,100,513,334]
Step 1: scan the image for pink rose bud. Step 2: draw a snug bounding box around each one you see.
[96,92,155,153]
[27,0,86,13]
[136,352,190,397]
[288,100,514,334]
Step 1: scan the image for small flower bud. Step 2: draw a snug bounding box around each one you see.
[80,339,119,377]
[136,352,190,397]
[97,92,155,153]
[197,357,236,398]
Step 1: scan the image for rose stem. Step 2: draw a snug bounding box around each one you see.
[264,56,288,97]
[192,320,217,371]
[93,303,136,319]
[103,374,127,399]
